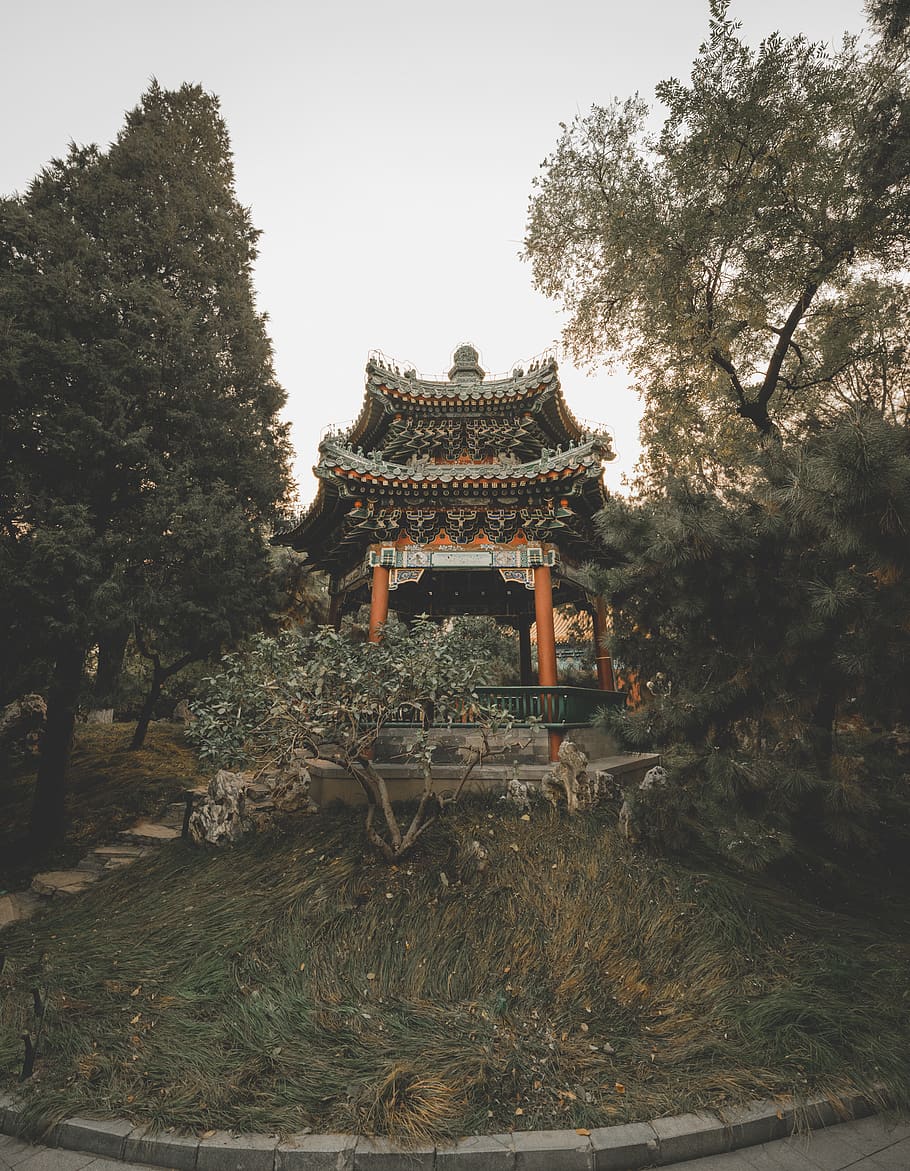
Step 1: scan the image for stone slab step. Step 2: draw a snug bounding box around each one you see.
[75,859,106,874]
[118,821,180,843]
[31,869,99,897]
[92,844,146,857]
[0,892,42,930]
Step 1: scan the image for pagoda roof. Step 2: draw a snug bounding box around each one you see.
[346,346,589,452]
[275,436,611,560]
[273,344,616,569]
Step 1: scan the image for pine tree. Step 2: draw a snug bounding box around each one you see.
[0,83,291,847]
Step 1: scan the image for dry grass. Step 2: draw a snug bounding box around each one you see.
[1,796,908,1142]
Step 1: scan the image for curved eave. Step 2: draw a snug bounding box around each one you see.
[316,436,612,486]
[271,480,346,555]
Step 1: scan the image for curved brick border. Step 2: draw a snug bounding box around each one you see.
[0,1089,878,1169]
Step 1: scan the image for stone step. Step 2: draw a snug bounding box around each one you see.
[31,869,99,897]
[92,844,146,858]
[76,858,106,874]
[0,891,43,930]
[118,820,180,844]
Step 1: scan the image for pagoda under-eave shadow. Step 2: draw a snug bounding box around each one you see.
[274,344,621,747]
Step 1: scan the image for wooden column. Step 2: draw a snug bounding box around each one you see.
[328,592,344,632]
[592,596,616,691]
[368,565,390,644]
[533,564,561,761]
[518,615,533,686]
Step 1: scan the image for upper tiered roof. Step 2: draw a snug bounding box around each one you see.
[275,345,615,572]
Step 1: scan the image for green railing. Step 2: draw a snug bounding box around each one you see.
[474,686,625,727]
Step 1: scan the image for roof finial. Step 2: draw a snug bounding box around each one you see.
[448,343,485,383]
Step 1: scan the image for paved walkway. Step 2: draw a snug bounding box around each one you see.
[1,1115,908,1170]
[668,1115,910,1170]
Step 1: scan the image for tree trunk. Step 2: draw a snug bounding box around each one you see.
[29,640,86,850]
[809,687,837,777]
[94,626,129,708]
[130,665,164,751]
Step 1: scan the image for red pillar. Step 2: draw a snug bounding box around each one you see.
[368,565,390,644]
[592,596,616,691]
[533,564,561,761]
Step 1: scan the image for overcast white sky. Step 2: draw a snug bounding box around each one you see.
[2,0,867,501]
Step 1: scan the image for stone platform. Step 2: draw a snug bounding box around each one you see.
[307,750,660,805]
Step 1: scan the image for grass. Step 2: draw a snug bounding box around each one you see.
[0,722,207,890]
[1,793,908,1143]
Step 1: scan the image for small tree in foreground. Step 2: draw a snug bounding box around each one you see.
[188,616,523,861]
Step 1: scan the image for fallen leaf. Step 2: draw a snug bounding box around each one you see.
[575,1128,591,1136]
[201,1130,216,1139]
[614,1081,626,1094]
[299,963,306,971]
[366,972,376,981]
[130,1014,140,1025]
[130,986,141,997]
[520,813,531,821]
[514,1107,524,1115]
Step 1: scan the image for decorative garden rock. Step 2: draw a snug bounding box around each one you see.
[189,766,318,845]
[619,764,669,841]
[0,693,46,752]
[502,776,532,811]
[579,769,616,810]
[188,770,253,845]
[272,765,318,814]
[541,738,589,813]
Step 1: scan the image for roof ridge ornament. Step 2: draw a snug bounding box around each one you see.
[448,343,485,383]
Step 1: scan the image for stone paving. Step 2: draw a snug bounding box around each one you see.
[681,1114,910,1169]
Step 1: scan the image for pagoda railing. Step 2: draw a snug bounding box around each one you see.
[474,685,624,727]
[387,686,624,729]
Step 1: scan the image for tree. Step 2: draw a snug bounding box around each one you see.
[189,616,523,862]
[594,409,910,869]
[524,2,910,457]
[0,83,291,847]
[525,3,910,871]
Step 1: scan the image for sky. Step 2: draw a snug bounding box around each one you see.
[2,0,868,503]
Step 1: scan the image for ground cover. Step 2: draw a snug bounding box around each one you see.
[0,723,206,890]
[1,795,907,1143]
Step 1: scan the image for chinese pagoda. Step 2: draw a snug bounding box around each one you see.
[275,344,620,754]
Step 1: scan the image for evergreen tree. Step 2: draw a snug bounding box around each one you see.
[595,410,910,869]
[0,83,291,847]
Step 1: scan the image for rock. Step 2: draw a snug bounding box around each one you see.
[620,765,669,842]
[0,693,46,752]
[189,766,320,846]
[578,769,616,810]
[639,765,669,791]
[501,776,532,811]
[541,738,590,813]
[272,765,318,814]
[188,770,253,845]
